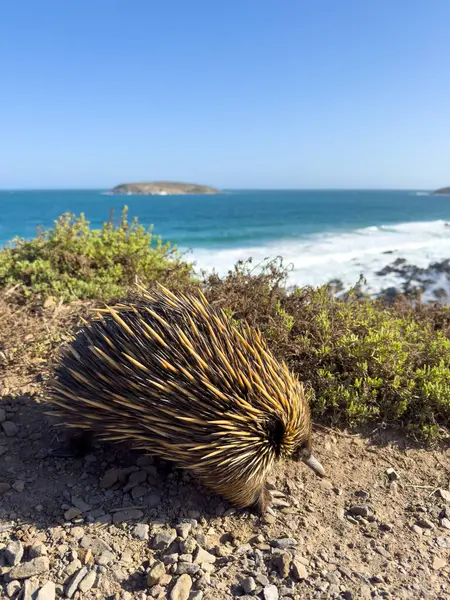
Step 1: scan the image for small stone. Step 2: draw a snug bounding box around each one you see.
[432,556,446,570]
[241,577,256,594]
[440,518,450,530]
[100,468,119,489]
[175,563,200,575]
[133,523,150,540]
[263,513,276,524]
[97,551,115,566]
[189,592,203,600]
[256,574,270,586]
[70,526,85,540]
[129,470,147,484]
[341,593,354,600]
[291,559,308,580]
[36,581,56,600]
[78,569,97,592]
[131,486,147,499]
[271,538,297,549]
[66,566,88,598]
[6,580,21,598]
[22,580,40,600]
[417,518,435,530]
[180,537,197,554]
[71,496,91,512]
[112,509,144,524]
[273,552,292,578]
[194,547,216,565]
[152,529,177,550]
[5,540,24,566]
[264,584,279,600]
[147,561,166,586]
[64,507,83,521]
[177,523,193,539]
[348,505,373,518]
[436,489,450,503]
[355,490,370,499]
[0,408,6,422]
[179,554,192,563]
[0,482,11,493]
[436,536,450,548]
[65,559,82,577]
[12,480,25,493]
[2,421,17,437]
[8,556,50,580]
[411,524,423,535]
[170,573,193,600]
[386,468,399,481]
[29,543,48,558]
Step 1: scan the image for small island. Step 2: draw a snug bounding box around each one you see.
[433,186,450,195]
[110,181,221,195]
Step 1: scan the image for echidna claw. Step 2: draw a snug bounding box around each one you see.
[270,489,287,498]
[271,498,290,508]
[266,506,276,516]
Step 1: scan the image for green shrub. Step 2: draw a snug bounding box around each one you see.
[0,207,194,302]
[204,259,450,441]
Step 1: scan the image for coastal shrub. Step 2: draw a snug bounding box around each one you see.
[0,207,194,302]
[204,260,450,440]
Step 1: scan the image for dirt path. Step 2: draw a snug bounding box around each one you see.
[0,300,449,600]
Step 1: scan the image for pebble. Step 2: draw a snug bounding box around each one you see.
[5,540,24,566]
[133,523,150,540]
[348,505,373,518]
[70,526,85,540]
[6,581,21,598]
[64,507,83,521]
[189,592,203,600]
[417,519,435,530]
[36,581,56,600]
[100,468,119,489]
[432,556,447,570]
[440,518,450,531]
[2,421,17,437]
[29,543,48,558]
[194,547,216,565]
[436,536,450,549]
[386,468,399,481]
[264,585,279,600]
[271,538,297,549]
[273,552,292,578]
[291,559,308,580]
[97,550,115,566]
[71,496,91,512]
[12,480,24,493]
[66,566,88,598]
[152,529,178,550]
[8,556,50,580]
[256,574,270,587]
[65,559,82,577]
[241,576,257,593]
[436,489,450,503]
[175,563,200,575]
[78,569,97,592]
[147,561,166,586]
[177,523,193,539]
[113,509,144,523]
[22,580,40,600]
[170,574,193,600]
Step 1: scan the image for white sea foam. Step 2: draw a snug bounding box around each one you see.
[187,219,450,296]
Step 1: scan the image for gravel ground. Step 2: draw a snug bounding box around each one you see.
[0,299,449,600]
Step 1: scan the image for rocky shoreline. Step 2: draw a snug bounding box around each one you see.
[328,257,450,304]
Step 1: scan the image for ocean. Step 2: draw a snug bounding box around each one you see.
[1,188,450,296]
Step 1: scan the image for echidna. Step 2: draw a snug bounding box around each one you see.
[48,284,325,513]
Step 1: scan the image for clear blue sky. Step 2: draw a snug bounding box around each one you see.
[1,0,449,189]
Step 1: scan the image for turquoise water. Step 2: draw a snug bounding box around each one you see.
[1,188,450,291]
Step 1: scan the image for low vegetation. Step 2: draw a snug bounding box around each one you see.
[1,209,450,441]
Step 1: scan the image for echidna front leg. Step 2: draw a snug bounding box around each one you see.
[252,484,272,515]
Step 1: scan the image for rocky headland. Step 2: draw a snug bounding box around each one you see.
[110,182,221,196]
[433,187,450,195]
